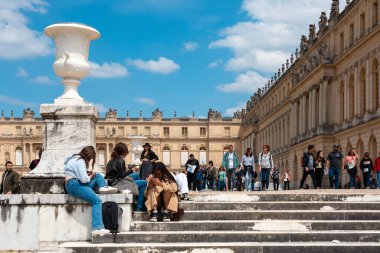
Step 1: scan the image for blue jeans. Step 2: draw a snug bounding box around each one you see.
[129,172,140,181]
[377,172,380,189]
[244,170,253,191]
[134,180,147,211]
[218,180,226,191]
[261,168,270,190]
[65,173,107,230]
[363,171,371,188]
[329,167,341,189]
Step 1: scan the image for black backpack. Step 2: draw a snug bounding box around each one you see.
[102,201,123,242]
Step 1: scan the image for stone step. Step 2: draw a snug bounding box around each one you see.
[130,220,380,232]
[132,210,380,221]
[92,230,380,244]
[58,241,380,253]
[179,201,380,210]
[187,191,380,202]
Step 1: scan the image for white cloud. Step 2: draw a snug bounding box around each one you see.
[225,102,246,117]
[17,67,29,77]
[0,0,52,60]
[89,61,129,78]
[0,94,37,107]
[210,0,346,74]
[208,59,223,69]
[88,102,108,113]
[128,57,180,74]
[217,71,267,93]
[134,97,155,106]
[183,42,198,51]
[33,75,53,85]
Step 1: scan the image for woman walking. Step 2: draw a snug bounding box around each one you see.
[258,145,274,191]
[315,150,326,189]
[344,148,360,189]
[241,148,255,192]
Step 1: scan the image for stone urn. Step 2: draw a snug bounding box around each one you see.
[44,23,100,105]
[129,136,147,166]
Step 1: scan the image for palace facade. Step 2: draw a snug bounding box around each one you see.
[0,108,241,175]
[240,0,380,187]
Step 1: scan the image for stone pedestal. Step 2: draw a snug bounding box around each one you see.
[21,104,97,193]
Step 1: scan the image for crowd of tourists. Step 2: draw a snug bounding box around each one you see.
[1,142,380,234]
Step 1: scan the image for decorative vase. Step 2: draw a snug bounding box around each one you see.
[129,135,147,166]
[44,23,100,105]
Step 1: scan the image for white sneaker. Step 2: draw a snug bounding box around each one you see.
[99,186,118,194]
[91,228,110,235]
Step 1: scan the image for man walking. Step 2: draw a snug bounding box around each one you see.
[222,145,239,191]
[299,145,317,189]
[185,154,200,191]
[327,144,344,189]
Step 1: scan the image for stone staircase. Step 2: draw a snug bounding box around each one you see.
[59,190,380,253]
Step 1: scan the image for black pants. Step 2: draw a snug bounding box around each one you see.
[300,168,317,189]
[273,178,279,190]
[187,172,196,191]
[315,168,324,188]
[284,180,290,190]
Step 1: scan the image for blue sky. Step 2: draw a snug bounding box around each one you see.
[0,0,346,118]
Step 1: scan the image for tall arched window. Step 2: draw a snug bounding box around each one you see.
[356,139,364,157]
[369,135,377,160]
[372,59,379,110]
[199,146,207,165]
[98,147,106,166]
[4,152,10,164]
[162,146,171,166]
[349,75,355,120]
[35,147,42,159]
[15,147,23,166]
[180,146,189,166]
[360,68,367,116]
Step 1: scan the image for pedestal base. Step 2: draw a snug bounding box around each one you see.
[20,177,65,194]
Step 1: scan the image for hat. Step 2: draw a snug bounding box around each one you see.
[333,144,339,148]
[143,143,152,147]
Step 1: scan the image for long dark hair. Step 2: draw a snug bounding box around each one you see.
[111,142,129,159]
[75,146,96,169]
[316,150,323,159]
[153,162,176,184]
[245,148,253,157]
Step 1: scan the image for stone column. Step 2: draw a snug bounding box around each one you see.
[322,79,329,124]
[106,143,110,162]
[29,143,32,164]
[312,87,317,129]
[308,91,312,132]
[354,65,359,117]
[302,95,307,134]
[299,97,303,135]
[344,75,349,121]
[366,58,371,113]
[318,83,323,126]
[22,143,26,166]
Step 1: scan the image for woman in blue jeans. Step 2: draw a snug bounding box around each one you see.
[64,146,117,235]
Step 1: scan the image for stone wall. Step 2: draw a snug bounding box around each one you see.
[0,194,132,252]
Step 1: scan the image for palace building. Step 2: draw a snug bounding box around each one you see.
[240,0,380,187]
[0,108,242,175]
[1,0,380,188]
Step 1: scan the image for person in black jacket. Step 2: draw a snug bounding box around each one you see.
[360,152,374,189]
[0,161,20,194]
[140,143,159,181]
[185,154,200,191]
[299,144,317,189]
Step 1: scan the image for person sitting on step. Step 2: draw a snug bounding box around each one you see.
[145,162,178,222]
[64,146,118,235]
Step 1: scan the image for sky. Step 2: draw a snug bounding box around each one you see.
[0,0,347,118]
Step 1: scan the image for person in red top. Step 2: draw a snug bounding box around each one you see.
[375,151,380,189]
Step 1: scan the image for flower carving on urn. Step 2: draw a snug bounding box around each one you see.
[44,23,100,105]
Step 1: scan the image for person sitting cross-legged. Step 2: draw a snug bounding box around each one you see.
[145,162,179,222]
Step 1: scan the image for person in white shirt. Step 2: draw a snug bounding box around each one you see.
[222,145,239,191]
[175,170,189,200]
[241,148,255,191]
[258,145,274,191]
